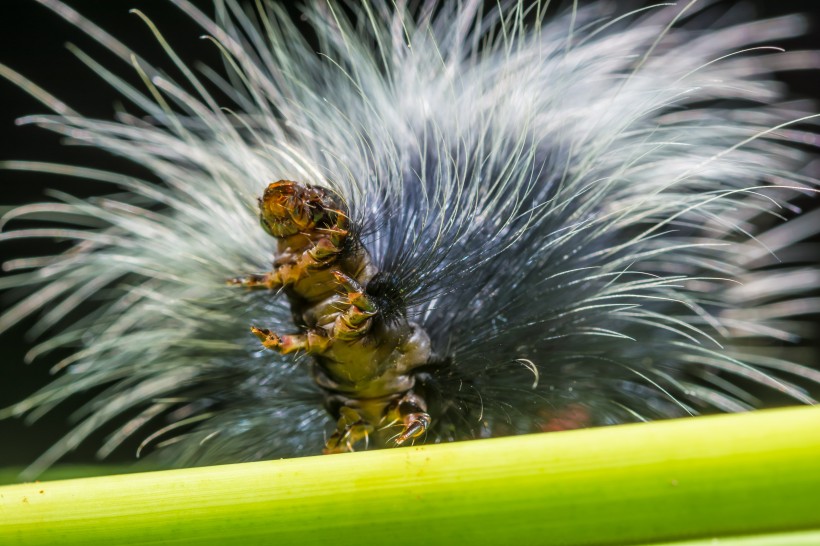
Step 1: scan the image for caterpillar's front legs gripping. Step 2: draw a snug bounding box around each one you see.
[331,271,378,339]
[228,238,345,290]
[250,326,330,355]
[249,270,376,357]
[228,271,285,290]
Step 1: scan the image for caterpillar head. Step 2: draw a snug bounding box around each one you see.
[258,180,342,238]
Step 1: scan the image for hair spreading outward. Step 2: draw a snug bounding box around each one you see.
[1,0,818,476]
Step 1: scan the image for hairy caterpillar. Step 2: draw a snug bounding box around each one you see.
[1,0,818,475]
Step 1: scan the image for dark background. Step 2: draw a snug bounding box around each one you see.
[1,1,819,468]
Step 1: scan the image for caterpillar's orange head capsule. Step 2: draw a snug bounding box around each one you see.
[258,180,339,238]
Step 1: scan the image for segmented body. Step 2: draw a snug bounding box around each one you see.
[231,181,432,452]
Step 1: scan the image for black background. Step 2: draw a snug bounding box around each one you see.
[1,1,819,467]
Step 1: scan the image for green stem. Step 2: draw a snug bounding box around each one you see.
[2,406,819,546]
[640,530,820,546]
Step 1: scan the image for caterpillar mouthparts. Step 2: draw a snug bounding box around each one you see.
[0,1,818,475]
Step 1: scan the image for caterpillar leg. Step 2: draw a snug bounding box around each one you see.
[227,241,340,289]
[324,407,373,454]
[387,392,431,445]
[250,326,330,355]
[331,271,378,339]
[227,271,284,289]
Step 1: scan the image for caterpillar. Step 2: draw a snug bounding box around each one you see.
[1,0,818,475]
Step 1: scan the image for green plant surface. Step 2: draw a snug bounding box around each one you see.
[1,406,819,546]
[640,530,820,546]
